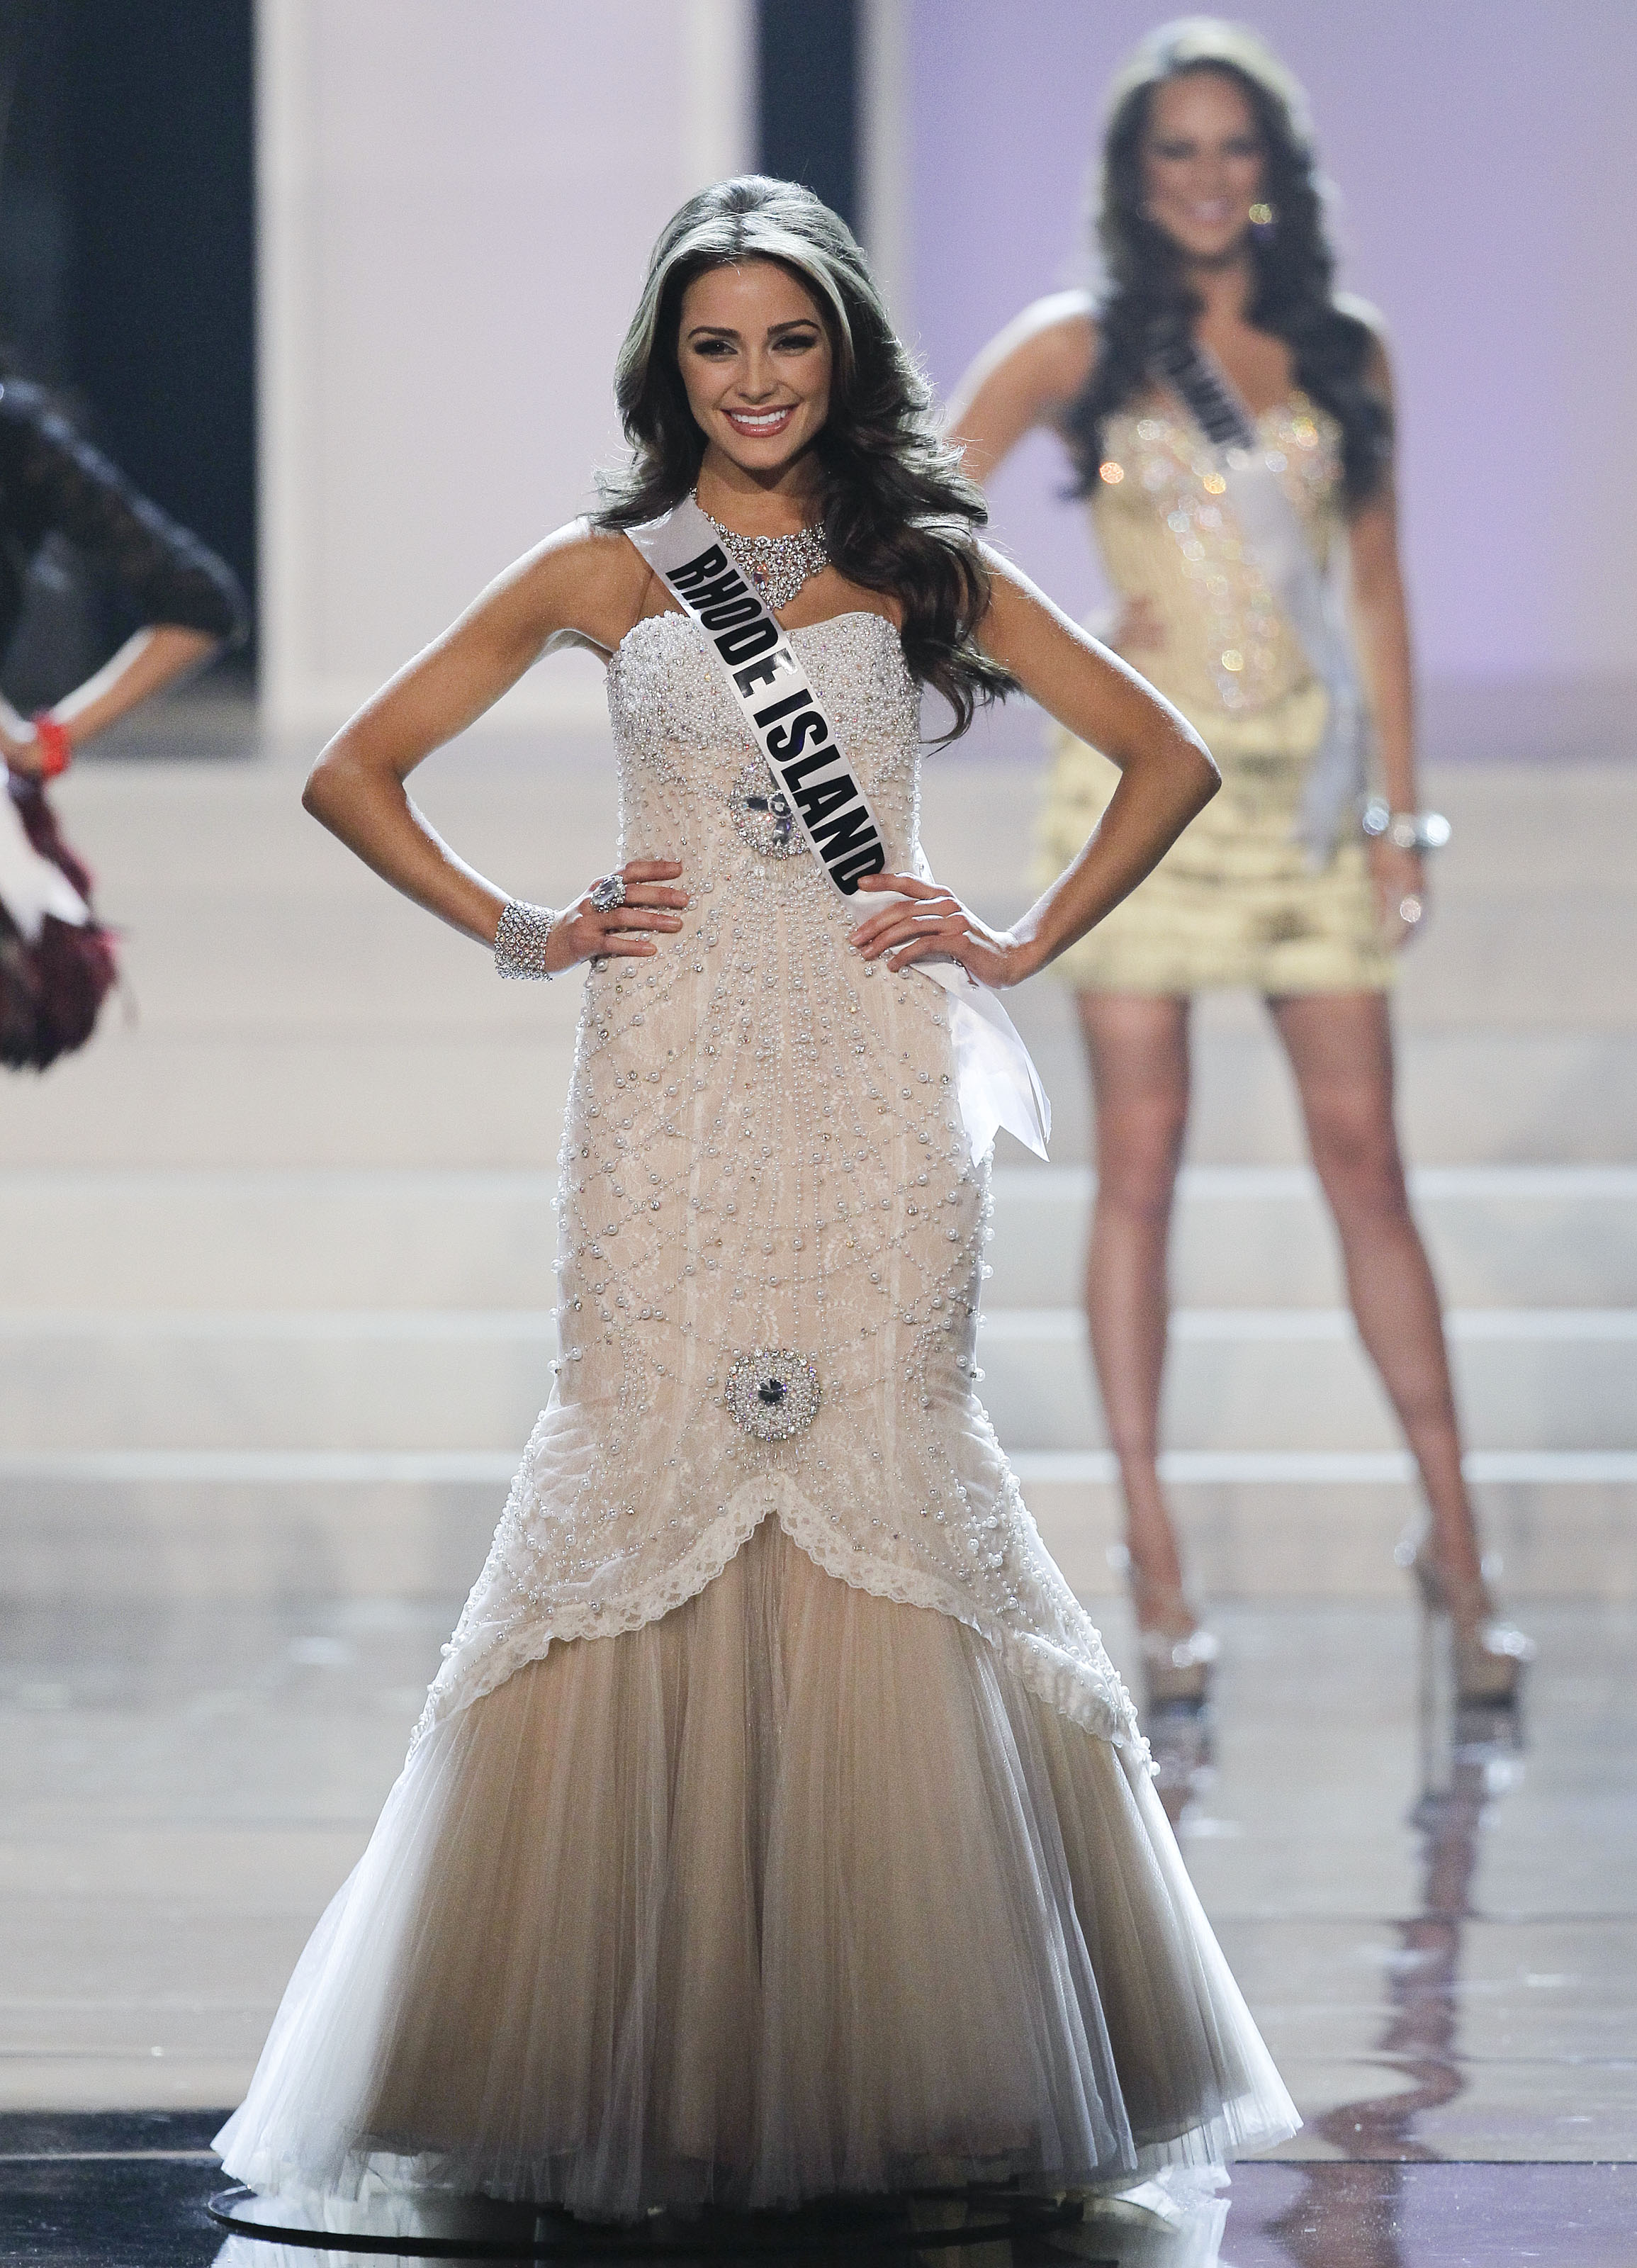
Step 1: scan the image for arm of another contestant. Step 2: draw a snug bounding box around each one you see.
[300,523,685,965]
[943,293,1096,487]
[1345,327,1425,933]
[851,558,1217,983]
[0,380,246,768]
[943,303,1165,670]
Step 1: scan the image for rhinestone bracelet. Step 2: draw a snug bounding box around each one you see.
[1362,799,1451,853]
[494,898,558,980]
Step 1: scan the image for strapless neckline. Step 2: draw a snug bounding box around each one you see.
[1112,395,1333,444]
[608,607,900,675]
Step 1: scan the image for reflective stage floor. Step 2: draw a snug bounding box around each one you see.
[4,2125,1636,2267]
[1,1599,1632,2266]
[4,2126,1636,2267]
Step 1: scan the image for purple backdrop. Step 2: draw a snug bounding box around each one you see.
[906,1,1637,699]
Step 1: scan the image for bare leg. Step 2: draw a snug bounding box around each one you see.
[1075,992,1194,1600]
[1267,991,1484,1584]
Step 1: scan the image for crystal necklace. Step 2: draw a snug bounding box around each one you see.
[693,490,829,612]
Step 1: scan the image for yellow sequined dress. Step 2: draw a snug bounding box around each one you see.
[1040,394,1393,994]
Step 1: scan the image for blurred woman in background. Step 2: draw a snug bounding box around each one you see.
[947,17,1531,1710]
[0,372,244,1067]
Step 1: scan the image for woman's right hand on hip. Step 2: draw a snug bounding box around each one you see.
[549,859,687,972]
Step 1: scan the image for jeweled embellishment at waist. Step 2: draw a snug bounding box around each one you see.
[724,1349,821,1440]
[728,757,802,857]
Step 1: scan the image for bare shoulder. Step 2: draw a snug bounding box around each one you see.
[974,541,1086,647]
[1334,291,1395,394]
[500,520,655,654]
[997,290,1098,392]
[959,290,1098,417]
[1335,288,1388,339]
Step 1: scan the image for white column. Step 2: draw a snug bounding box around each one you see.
[254,0,754,732]
[860,0,912,335]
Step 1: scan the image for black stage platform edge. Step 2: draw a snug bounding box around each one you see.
[206,2184,1097,2261]
[4,2149,1637,2267]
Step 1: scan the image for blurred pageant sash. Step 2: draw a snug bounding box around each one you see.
[626,497,1050,1160]
[1152,335,1368,868]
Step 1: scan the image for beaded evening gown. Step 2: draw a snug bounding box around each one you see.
[215,606,1298,2221]
[1040,394,1394,995]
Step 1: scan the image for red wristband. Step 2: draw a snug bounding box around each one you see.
[33,713,72,779]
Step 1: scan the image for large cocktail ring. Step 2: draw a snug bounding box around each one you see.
[589,873,627,911]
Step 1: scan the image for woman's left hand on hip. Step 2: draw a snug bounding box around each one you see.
[848,870,1028,986]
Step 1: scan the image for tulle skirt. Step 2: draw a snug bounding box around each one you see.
[215,1518,1296,2221]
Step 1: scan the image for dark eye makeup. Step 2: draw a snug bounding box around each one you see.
[1149,134,1261,162]
[686,325,822,359]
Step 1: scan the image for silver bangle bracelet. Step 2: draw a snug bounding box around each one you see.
[1362,798,1451,853]
[494,898,558,980]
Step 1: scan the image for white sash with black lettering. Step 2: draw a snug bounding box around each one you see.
[1152,337,1369,869]
[626,497,1050,1160]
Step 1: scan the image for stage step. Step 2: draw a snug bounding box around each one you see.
[1,1450,1631,1605]
[1,1164,1631,1605]
[2,1306,1632,1455]
[976,1306,1637,1454]
[4,1164,1635,1310]
[0,1310,557,1453]
[985,1164,1637,1312]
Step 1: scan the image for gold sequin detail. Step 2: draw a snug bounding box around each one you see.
[1091,394,1344,718]
[1039,398,1390,997]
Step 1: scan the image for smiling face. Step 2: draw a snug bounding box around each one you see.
[677,258,834,491]
[1139,67,1267,264]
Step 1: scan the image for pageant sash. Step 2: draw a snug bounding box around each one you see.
[1152,337,1368,868]
[626,498,1050,1160]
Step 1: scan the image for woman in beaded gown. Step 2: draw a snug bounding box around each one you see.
[947,20,1532,1711]
[215,177,1298,2225]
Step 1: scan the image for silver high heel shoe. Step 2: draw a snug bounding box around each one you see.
[1397,1532,1536,1705]
[1127,1563,1219,1712]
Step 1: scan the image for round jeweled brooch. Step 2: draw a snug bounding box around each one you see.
[724,1348,821,1440]
[728,758,802,858]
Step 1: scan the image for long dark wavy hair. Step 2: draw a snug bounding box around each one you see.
[1062,18,1391,506]
[595,176,1014,739]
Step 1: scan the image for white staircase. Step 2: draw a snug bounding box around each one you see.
[3,729,1633,1607]
[3,1162,1632,1605]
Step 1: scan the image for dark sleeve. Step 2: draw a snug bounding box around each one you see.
[0,381,247,645]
